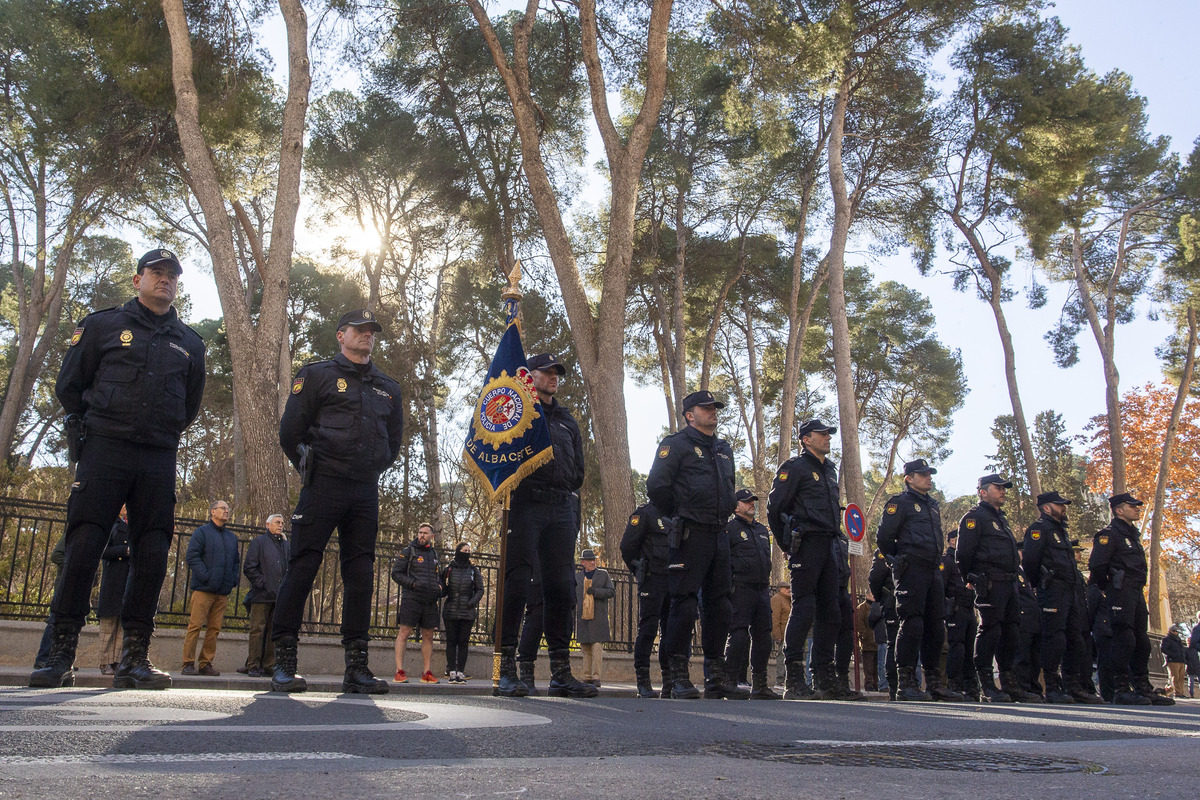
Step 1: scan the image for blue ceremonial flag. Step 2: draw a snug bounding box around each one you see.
[463,273,553,506]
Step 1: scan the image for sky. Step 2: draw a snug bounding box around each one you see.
[165,0,1200,500]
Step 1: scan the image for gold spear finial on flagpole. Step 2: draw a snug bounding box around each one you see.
[502,260,522,301]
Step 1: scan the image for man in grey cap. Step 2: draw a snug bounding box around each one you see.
[647,390,746,699]
[767,419,853,701]
[271,309,402,695]
[875,459,963,702]
[1023,491,1102,703]
[30,248,205,691]
[956,474,1039,702]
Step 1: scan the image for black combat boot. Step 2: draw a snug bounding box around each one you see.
[659,667,671,698]
[1112,673,1150,705]
[1000,670,1044,703]
[809,663,840,700]
[896,666,932,701]
[702,657,750,700]
[782,659,813,700]
[1133,676,1175,706]
[270,635,307,693]
[1044,675,1075,704]
[342,640,389,694]
[28,623,79,688]
[832,669,866,701]
[113,630,172,690]
[668,654,701,699]
[635,667,657,699]
[749,671,781,699]
[547,649,598,698]
[496,646,528,697]
[926,667,965,702]
[1066,679,1104,704]
[518,661,539,696]
[979,668,1013,703]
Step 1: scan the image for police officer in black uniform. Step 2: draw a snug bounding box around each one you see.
[497,353,594,698]
[767,419,843,701]
[1013,568,1045,702]
[620,501,673,698]
[647,390,746,700]
[31,249,205,691]
[955,473,1039,703]
[1088,492,1174,705]
[1023,490,1092,703]
[724,489,780,700]
[868,548,898,700]
[876,459,963,702]
[271,309,403,694]
[942,531,979,700]
[830,532,865,701]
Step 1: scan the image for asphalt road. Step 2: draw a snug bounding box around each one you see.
[0,687,1196,799]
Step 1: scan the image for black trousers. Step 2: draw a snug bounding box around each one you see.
[634,572,671,672]
[1108,587,1151,685]
[501,499,577,652]
[973,577,1019,677]
[894,564,946,672]
[272,474,380,645]
[443,617,473,673]
[662,526,732,661]
[51,436,176,635]
[884,615,899,691]
[726,583,772,677]
[1038,583,1085,690]
[945,601,978,689]
[834,586,854,675]
[784,534,839,669]
[517,555,543,663]
[1015,606,1042,692]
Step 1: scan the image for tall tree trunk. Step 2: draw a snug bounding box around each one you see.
[464,0,673,557]
[826,75,867,588]
[1147,306,1196,632]
[161,0,310,518]
[699,234,747,387]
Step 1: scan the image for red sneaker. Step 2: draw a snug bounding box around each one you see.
[394,669,408,683]
[421,670,439,684]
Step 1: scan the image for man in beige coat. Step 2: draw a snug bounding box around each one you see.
[575,550,615,686]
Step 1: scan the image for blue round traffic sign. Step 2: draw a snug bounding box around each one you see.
[844,504,865,542]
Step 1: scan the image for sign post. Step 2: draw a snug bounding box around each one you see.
[844,503,866,692]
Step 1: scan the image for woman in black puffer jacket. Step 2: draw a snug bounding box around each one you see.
[441,542,484,683]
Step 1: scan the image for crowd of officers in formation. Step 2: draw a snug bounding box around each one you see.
[24,249,1179,709]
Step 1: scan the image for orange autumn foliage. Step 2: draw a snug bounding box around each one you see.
[1085,382,1200,558]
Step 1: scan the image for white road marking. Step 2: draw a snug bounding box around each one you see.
[0,752,362,766]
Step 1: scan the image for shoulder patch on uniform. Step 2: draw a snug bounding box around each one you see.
[876,551,885,560]
[291,377,304,394]
[1098,535,1109,546]
[886,504,898,515]
[939,562,944,571]
[779,471,789,481]
[1031,531,1041,540]
[630,515,640,526]
[965,519,976,530]
[658,446,670,459]
[69,326,84,346]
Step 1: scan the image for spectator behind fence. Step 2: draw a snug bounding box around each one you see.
[239,514,289,677]
[97,510,130,675]
[441,541,484,684]
[182,500,240,676]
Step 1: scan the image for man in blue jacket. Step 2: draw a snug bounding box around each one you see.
[181,500,240,676]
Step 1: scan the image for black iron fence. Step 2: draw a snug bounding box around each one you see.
[0,496,645,651]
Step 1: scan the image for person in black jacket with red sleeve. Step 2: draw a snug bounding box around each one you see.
[271,309,402,695]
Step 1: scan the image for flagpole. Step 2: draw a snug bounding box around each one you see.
[491,263,523,696]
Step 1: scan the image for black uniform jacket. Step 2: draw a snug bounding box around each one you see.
[868,549,896,616]
[646,425,736,526]
[619,502,670,576]
[955,502,1020,579]
[1087,518,1147,591]
[57,297,206,448]
[279,353,403,482]
[1022,513,1081,589]
[766,449,840,551]
[942,546,975,605]
[876,487,943,567]
[727,514,772,586]
[512,398,584,502]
